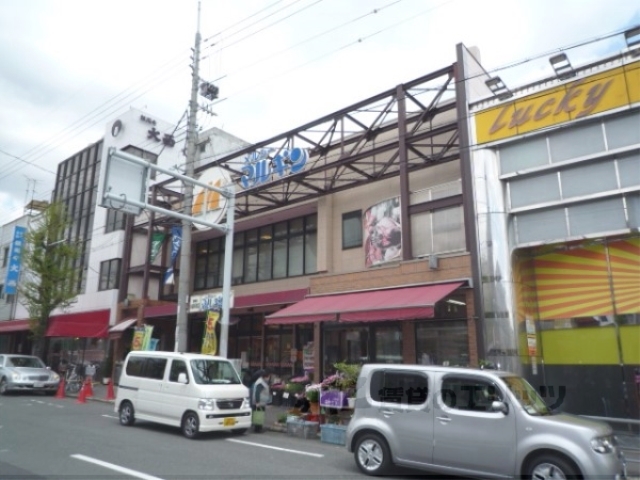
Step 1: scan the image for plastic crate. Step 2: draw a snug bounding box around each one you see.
[286,418,319,439]
[320,424,347,446]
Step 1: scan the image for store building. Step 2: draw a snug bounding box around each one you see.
[127,61,480,383]
[459,38,640,418]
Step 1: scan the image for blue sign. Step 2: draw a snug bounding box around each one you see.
[240,148,308,189]
[4,226,27,295]
[163,225,182,285]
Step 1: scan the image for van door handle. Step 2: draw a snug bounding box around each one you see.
[381,409,396,417]
[436,416,451,423]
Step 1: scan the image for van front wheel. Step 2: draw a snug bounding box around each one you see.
[354,433,392,476]
[526,454,580,480]
[182,412,200,439]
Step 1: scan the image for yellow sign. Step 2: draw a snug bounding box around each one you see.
[475,61,640,144]
[201,310,219,355]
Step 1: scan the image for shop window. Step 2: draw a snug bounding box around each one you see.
[370,370,429,405]
[323,328,369,374]
[342,210,363,249]
[99,258,121,291]
[374,326,403,364]
[416,320,469,367]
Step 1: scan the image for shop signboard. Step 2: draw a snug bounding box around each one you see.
[240,147,309,189]
[320,390,347,408]
[302,341,314,371]
[189,291,234,312]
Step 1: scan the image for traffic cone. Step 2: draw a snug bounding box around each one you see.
[105,379,116,401]
[54,378,66,399]
[84,377,94,398]
[76,382,87,404]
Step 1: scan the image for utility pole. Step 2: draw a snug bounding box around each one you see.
[176,1,201,353]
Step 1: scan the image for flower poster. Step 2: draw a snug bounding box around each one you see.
[364,197,402,267]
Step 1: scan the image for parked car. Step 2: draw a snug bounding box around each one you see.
[346,364,627,479]
[0,354,61,395]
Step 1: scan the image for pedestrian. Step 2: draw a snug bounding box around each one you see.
[250,368,271,433]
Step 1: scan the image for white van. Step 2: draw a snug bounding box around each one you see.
[114,351,251,439]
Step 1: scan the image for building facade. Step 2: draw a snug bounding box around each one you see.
[461,44,640,418]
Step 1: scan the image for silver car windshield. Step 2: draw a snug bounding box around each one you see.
[190,359,240,385]
[8,356,45,368]
[502,376,551,416]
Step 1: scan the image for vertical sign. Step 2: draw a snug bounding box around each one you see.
[164,226,182,285]
[149,232,166,262]
[201,310,219,355]
[5,226,27,295]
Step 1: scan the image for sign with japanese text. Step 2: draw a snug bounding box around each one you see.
[474,61,640,143]
[240,147,308,189]
[4,226,27,295]
[163,226,182,285]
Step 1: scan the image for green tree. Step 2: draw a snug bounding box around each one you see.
[19,202,80,357]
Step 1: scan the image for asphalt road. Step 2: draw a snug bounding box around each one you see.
[0,393,428,479]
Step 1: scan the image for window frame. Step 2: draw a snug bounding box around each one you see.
[342,210,363,249]
[99,258,121,291]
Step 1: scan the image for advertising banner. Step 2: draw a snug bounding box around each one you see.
[201,310,219,355]
[142,325,154,351]
[364,197,402,267]
[4,226,27,295]
[149,232,166,262]
[164,225,182,285]
[131,327,145,351]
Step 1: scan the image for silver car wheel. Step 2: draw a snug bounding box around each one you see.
[531,462,567,480]
[182,413,199,439]
[357,438,384,472]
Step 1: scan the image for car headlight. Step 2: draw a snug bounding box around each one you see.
[198,399,215,411]
[242,397,250,409]
[51,373,60,382]
[11,373,21,381]
[591,436,614,454]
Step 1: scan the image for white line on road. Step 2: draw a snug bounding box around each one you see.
[102,414,118,419]
[226,438,325,458]
[71,454,165,480]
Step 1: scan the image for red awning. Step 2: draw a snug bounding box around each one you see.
[0,319,31,333]
[265,282,464,325]
[234,288,308,308]
[46,310,110,338]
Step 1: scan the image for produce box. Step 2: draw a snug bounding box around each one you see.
[320,424,347,446]
[286,418,319,439]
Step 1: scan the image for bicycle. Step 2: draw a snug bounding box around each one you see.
[64,364,85,394]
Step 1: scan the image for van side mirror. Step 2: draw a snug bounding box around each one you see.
[178,372,189,384]
[491,400,508,414]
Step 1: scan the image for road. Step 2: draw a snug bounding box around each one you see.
[0,393,424,479]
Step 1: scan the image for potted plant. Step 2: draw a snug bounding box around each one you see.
[334,362,361,408]
[306,384,321,415]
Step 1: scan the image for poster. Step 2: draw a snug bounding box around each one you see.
[132,327,145,351]
[364,197,402,267]
[201,310,219,355]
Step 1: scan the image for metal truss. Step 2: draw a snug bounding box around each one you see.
[157,64,459,220]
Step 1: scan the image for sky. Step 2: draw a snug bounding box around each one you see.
[0,0,638,224]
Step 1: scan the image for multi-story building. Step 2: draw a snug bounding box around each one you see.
[458,38,640,418]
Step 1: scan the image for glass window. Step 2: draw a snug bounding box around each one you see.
[561,161,617,198]
[190,359,241,384]
[370,370,429,405]
[98,258,121,291]
[549,122,605,162]
[342,210,363,249]
[374,326,403,363]
[441,376,502,412]
[168,360,188,382]
[273,237,287,279]
[288,235,304,276]
[509,172,560,208]
[411,210,433,257]
[499,136,549,174]
[258,229,272,281]
[433,205,465,253]
[304,230,317,274]
[105,209,126,233]
[244,244,258,283]
[605,112,640,150]
[416,320,469,367]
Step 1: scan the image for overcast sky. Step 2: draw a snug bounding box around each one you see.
[0,0,638,223]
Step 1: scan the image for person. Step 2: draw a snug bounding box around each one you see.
[250,369,271,433]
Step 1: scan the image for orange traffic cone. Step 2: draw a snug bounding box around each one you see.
[76,382,87,404]
[105,379,116,401]
[54,378,66,399]
[84,377,94,398]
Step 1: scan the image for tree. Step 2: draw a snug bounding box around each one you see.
[19,201,80,357]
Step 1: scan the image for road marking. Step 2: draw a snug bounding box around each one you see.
[226,438,324,458]
[71,454,164,480]
[102,414,118,419]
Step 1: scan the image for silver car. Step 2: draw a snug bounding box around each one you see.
[0,354,60,395]
[346,364,627,479]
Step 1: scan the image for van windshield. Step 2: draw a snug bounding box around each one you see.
[502,376,551,416]
[190,359,241,385]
